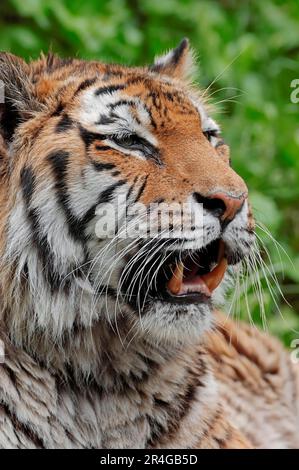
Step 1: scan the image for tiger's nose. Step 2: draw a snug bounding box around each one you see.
[194,191,247,222]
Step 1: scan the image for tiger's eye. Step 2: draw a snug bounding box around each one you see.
[114,135,138,147]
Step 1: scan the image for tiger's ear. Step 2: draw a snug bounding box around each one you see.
[0,52,42,141]
[149,38,196,81]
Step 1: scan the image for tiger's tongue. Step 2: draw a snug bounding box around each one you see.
[167,243,227,298]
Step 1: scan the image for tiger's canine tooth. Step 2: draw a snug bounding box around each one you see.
[201,256,227,292]
[167,261,184,295]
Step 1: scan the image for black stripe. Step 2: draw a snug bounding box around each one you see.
[94,84,125,97]
[125,177,139,220]
[1,403,45,448]
[134,175,148,203]
[96,115,116,125]
[27,208,65,292]
[143,101,157,129]
[125,77,143,87]
[109,99,135,110]
[164,91,174,102]
[20,166,35,206]
[20,166,65,292]
[73,77,97,97]
[81,180,126,228]
[102,68,125,81]
[150,91,161,110]
[79,126,107,147]
[2,364,20,397]
[95,145,112,152]
[56,114,74,133]
[47,151,69,182]
[51,102,64,117]
[92,161,115,171]
[147,366,203,447]
[126,176,138,202]
[47,151,86,242]
[96,180,126,204]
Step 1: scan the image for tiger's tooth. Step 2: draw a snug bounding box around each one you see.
[201,256,227,292]
[167,262,184,295]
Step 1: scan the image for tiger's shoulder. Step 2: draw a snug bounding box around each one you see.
[204,312,299,448]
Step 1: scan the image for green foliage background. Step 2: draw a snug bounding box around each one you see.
[1,0,299,344]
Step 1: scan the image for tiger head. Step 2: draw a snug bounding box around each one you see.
[0,39,255,353]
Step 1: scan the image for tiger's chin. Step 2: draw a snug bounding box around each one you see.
[137,298,215,346]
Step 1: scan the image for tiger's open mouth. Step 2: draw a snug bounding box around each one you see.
[165,240,227,303]
[122,238,228,307]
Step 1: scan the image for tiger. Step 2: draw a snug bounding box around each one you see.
[0,38,298,449]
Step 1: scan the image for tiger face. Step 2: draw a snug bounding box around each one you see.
[0,39,255,346]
